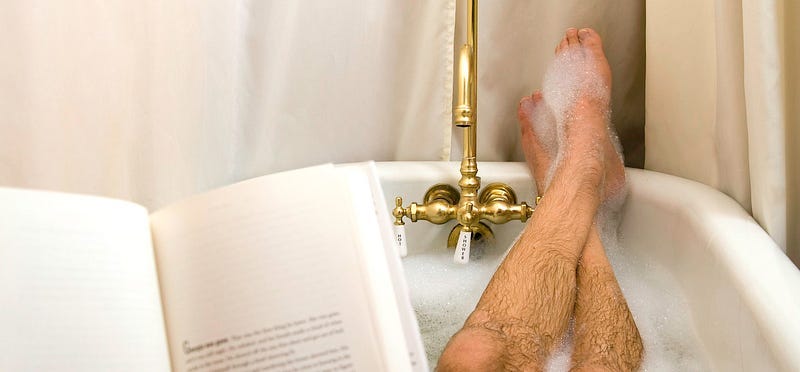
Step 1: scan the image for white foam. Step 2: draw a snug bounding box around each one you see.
[603,230,710,372]
[541,46,610,125]
[531,46,616,189]
[403,233,710,371]
[402,239,506,367]
[529,97,559,160]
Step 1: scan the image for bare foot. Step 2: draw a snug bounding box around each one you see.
[555,28,612,91]
[525,28,625,202]
[572,28,625,200]
[518,91,556,196]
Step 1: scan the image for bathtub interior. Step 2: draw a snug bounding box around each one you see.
[376,162,800,371]
[620,169,800,371]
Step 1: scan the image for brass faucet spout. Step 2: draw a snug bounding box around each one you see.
[454,45,474,128]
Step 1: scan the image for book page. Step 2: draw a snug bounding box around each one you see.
[336,163,428,371]
[0,188,171,371]
[150,164,411,372]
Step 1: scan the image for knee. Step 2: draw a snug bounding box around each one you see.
[437,328,505,372]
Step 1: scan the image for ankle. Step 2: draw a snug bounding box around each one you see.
[560,153,604,190]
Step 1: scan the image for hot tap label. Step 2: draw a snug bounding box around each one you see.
[393,225,408,257]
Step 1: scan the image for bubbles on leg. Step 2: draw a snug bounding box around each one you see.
[539,46,613,180]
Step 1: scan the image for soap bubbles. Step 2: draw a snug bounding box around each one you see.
[403,232,709,371]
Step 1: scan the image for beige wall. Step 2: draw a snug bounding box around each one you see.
[451,0,646,168]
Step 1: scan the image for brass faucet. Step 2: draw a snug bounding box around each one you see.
[392,0,535,249]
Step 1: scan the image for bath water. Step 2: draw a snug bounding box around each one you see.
[402,233,711,371]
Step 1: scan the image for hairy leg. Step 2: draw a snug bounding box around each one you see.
[438,37,610,369]
[439,27,642,371]
[438,148,603,372]
[571,227,643,372]
[518,88,642,372]
[566,28,642,372]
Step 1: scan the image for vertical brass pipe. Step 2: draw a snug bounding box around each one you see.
[457,0,480,230]
[464,0,477,162]
[468,0,477,112]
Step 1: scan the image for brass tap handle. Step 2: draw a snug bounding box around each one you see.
[461,202,476,227]
[393,197,406,225]
[519,202,534,222]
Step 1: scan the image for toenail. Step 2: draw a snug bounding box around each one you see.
[580,28,590,35]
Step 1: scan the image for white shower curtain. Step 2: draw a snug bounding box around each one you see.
[0,1,456,209]
[0,0,645,212]
[645,0,798,262]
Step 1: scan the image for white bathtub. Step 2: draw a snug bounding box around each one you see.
[376,161,800,371]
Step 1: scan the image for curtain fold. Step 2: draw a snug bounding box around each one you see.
[0,1,456,210]
[741,0,787,255]
[786,0,800,264]
[646,0,796,260]
[0,0,646,212]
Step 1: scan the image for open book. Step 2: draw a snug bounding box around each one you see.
[0,162,428,372]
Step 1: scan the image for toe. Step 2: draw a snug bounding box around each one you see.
[566,28,579,46]
[578,28,604,56]
[556,36,569,54]
[577,28,612,89]
[518,91,545,125]
[518,95,536,124]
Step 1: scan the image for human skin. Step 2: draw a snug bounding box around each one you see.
[571,227,643,372]
[437,28,642,372]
